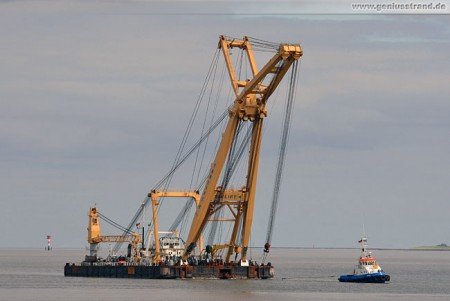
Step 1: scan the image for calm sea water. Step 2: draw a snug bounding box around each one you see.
[1,248,449,300]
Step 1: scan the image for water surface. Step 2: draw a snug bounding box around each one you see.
[1,248,449,300]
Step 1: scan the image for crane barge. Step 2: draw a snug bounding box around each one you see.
[65,35,303,279]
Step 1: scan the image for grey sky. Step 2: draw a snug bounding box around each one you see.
[1,1,449,250]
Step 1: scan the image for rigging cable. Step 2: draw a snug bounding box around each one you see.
[172,49,223,238]
[97,212,133,234]
[167,49,221,190]
[112,107,229,253]
[113,49,222,253]
[263,60,300,263]
[167,56,220,238]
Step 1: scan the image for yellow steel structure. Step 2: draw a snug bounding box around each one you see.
[183,36,302,265]
[87,207,142,259]
[148,190,203,262]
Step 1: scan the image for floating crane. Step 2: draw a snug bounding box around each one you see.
[66,35,303,279]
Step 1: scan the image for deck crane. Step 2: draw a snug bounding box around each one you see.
[182,36,303,265]
[87,207,142,261]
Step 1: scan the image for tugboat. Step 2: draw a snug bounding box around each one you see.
[339,236,390,283]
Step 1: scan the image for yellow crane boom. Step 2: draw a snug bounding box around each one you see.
[183,36,303,265]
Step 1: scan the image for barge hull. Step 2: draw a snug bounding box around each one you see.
[64,263,274,279]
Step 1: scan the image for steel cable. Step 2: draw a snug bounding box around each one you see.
[265,60,299,250]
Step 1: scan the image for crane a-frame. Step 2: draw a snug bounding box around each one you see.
[182,36,303,265]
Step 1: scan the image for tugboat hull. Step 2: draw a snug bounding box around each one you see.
[338,272,390,283]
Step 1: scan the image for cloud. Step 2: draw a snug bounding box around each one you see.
[0,2,449,249]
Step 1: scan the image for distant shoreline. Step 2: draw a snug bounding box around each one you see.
[413,246,450,251]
